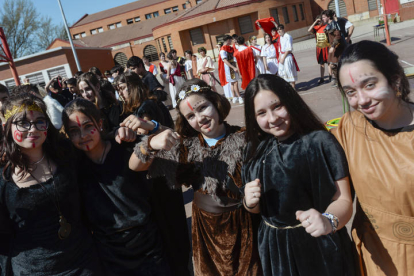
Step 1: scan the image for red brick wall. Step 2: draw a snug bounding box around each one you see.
[400,2,414,21]
[64,49,114,74]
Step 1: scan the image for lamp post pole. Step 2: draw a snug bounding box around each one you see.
[57,0,82,71]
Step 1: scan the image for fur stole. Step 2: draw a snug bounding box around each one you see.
[147,124,246,200]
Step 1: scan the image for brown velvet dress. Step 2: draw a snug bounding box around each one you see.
[136,124,262,276]
[332,112,414,276]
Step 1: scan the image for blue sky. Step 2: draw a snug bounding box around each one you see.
[36,0,137,26]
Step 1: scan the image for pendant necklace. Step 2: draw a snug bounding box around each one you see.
[29,158,71,240]
[30,153,45,166]
[263,139,280,164]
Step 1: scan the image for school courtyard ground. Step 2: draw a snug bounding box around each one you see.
[177,18,414,238]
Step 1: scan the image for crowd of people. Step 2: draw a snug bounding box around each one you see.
[0,8,412,276]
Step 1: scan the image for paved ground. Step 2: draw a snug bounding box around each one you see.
[175,18,414,244]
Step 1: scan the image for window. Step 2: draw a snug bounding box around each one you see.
[26,72,45,88]
[153,11,159,17]
[161,38,168,52]
[114,52,128,67]
[164,8,172,14]
[172,6,179,12]
[238,15,254,34]
[116,22,122,28]
[48,67,67,79]
[73,34,80,39]
[167,36,173,49]
[127,18,134,24]
[145,13,152,19]
[270,8,280,24]
[81,32,86,37]
[292,5,298,22]
[216,35,226,44]
[91,29,97,35]
[196,0,202,4]
[367,0,377,11]
[143,45,159,62]
[98,27,104,33]
[182,3,187,9]
[282,7,290,24]
[108,24,116,30]
[299,4,305,20]
[146,12,159,19]
[157,39,162,52]
[135,17,140,22]
[189,28,204,45]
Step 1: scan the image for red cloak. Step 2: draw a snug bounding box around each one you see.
[218,45,234,87]
[234,47,256,89]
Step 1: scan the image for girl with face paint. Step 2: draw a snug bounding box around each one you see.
[333,41,414,276]
[78,72,122,134]
[243,75,356,276]
[130,79,263,276]
[62,98,171,276]
[0,93,102,275]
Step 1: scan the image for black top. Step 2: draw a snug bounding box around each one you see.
[77,140,168,275]
[142,71,163,92]
[337,17,350,38]
[100,102,123,137]
[0,160,102,275]
[78,140,151,235]
[48,90,71,107]
[242,131,355,276]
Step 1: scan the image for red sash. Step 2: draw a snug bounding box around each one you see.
[148,64,155,74]
[218,45,234,86]
[169,64,183,86]
[234,48,256,89]
[159,63,167,74]
[250,46,261,52]
[278,44,300,71]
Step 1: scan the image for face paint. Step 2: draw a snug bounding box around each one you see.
[349,69,355,83]
[44,132,47,136]
[186,99,194,111]
[91,128,96,135]
[32,143,35,148]
[76,116,81,127]
[14,130,23,142]
[86,145,90,151]
[207,128,211,132]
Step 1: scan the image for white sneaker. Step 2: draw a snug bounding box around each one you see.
[232,97,237,103]
[238,97,244,104]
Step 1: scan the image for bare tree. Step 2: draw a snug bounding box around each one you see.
[0,0,69,58]
[0,0,39,58]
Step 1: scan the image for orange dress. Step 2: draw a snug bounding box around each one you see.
[332,111,414,276]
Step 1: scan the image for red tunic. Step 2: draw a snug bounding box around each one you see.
[218,45,234,86]
[234,47,256,89]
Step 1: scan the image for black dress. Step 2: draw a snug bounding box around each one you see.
[242,131,356,276]
[0,163,102,276]
[78,140,171,276]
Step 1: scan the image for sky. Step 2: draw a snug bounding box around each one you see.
[35,0,138,27]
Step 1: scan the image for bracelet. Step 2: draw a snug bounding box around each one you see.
[148,120,159,134]
[322,212,339,234]
[243,197,258,210]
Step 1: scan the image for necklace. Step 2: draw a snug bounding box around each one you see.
[31,153,45,165]
[262,139,280,164]
[29,158,71,240]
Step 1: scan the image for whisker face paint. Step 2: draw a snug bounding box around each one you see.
[186,99,194,111]
[14,130,23,142]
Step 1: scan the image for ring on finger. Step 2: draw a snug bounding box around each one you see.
[306,218,311,225]
[253,192,257,198]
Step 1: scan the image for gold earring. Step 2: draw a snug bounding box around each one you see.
[396,90,402,97]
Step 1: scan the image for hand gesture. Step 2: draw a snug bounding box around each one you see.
[296,208,332,237]
[120,115,154,133]
[149,129,180,151]
[115,127,137,144]
[244,179,261,207]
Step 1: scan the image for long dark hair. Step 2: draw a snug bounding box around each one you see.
[175,79,231,137]
[244,75,326,161]
[117,71,156,115]
[78,72,117,108]
[1,93,64,180]
[337,40,411,104]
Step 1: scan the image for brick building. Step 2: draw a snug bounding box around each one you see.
[0,47,113,89]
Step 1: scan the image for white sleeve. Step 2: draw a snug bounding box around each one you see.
[345,21,353,30]
[220,50,228,60]
[153,66,158,75]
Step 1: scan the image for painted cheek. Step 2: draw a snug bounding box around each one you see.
[44,132,47,137]
[14,130,23,142]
